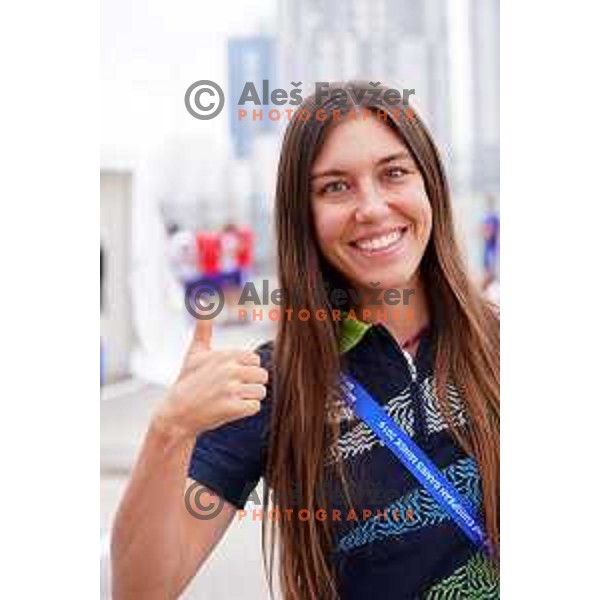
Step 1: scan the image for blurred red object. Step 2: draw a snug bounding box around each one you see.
[236,226,254,269]
[196,232,221,276]
[195,226,254,279]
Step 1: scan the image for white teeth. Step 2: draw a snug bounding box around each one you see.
[355,228,404,252]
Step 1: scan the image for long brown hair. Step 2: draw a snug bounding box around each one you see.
[262,81,499,599]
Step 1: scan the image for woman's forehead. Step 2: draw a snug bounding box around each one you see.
[311,117,409,173]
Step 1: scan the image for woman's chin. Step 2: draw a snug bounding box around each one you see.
[350,271,418,292]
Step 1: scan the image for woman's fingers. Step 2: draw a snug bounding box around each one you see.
[222,398,262,420]
[183,349,261,373]
[237,383,268,400]
[236,351,262,367]
[237,365,269,384]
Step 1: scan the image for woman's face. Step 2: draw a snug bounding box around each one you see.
[310,115,432,292]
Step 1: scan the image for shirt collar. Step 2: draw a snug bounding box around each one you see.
[338,313,435,357]
[339,314,373,354]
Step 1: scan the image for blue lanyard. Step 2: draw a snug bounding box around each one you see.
[340,373,488,550]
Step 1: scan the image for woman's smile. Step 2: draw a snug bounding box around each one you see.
[349,224,411,257]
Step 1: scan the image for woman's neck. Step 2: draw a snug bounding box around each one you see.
[357,275,430,350]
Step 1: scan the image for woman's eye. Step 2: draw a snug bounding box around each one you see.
[384,166,406,180]
[321,180,349,194]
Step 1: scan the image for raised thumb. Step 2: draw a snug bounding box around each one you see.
[192,318,213,351]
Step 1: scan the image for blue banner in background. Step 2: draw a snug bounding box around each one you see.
[228,37,277,159]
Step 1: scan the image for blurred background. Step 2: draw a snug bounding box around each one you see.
[100,0,499,597]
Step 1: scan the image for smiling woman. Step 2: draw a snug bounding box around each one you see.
[309,118,432,301]
[264,80,499,599]
[111,80,499,600]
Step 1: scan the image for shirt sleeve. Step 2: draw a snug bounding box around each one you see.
[187,341,273,510]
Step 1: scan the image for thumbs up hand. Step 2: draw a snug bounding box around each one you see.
[154,319,269,441]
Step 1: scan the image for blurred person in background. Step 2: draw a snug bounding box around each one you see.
[111,81,500,599]
[219,223,253,324]
[482,196,500,305]
[166,222,198,285]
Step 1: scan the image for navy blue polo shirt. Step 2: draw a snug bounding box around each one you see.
[188,319,499,599]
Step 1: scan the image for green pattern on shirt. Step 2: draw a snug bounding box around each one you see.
[423,552,499,599]
[338,316,372,354]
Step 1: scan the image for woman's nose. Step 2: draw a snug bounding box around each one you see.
[354,181,390,223]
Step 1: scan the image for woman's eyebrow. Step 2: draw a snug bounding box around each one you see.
[376,151,411,165]
[309,168,347,182]
[310,151,412,181]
